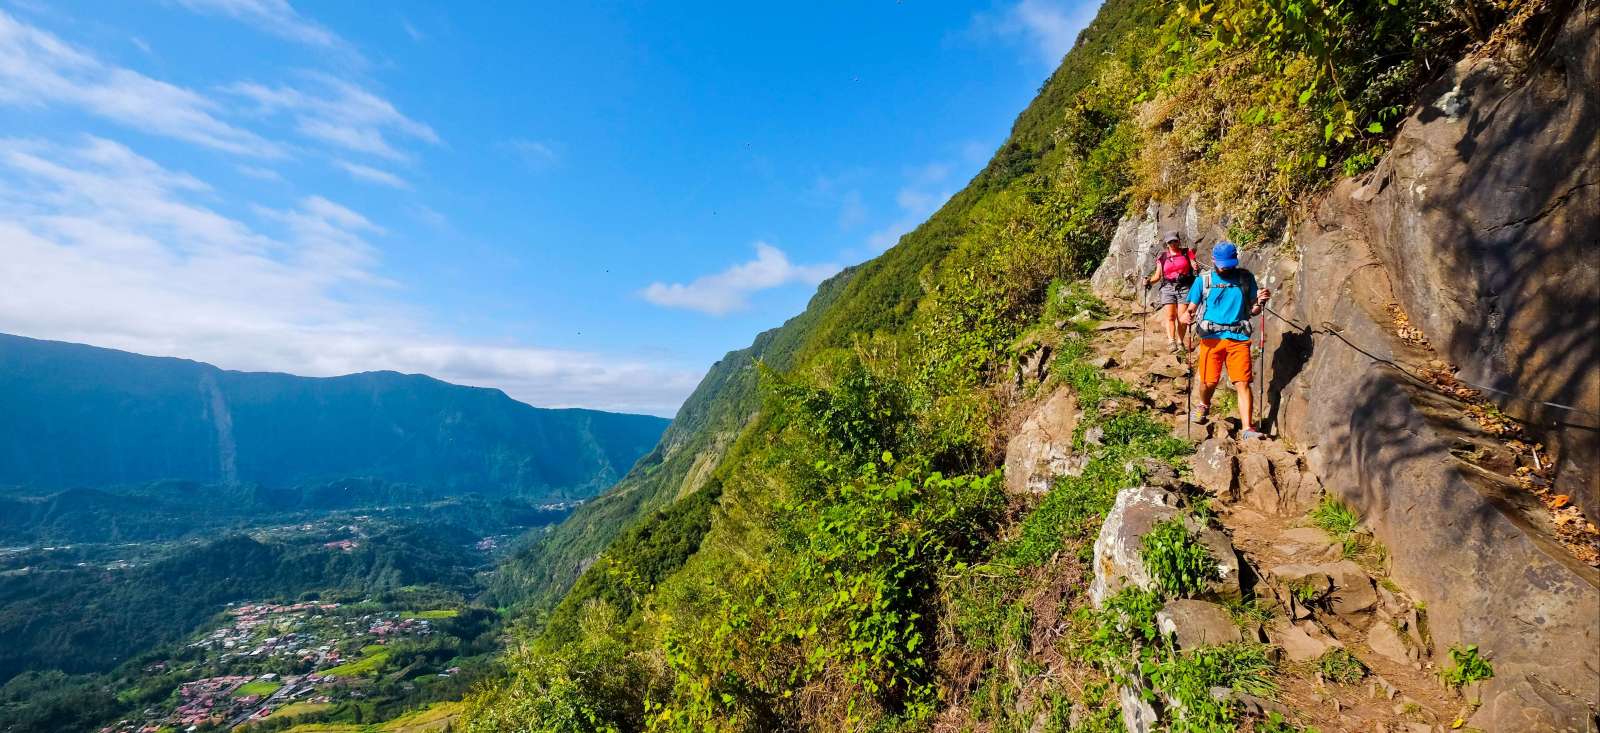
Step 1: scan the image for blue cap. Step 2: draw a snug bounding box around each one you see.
[1212,242,1239,268]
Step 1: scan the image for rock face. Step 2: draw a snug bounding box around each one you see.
[1090,487,1241,606]
[1156,599,1244,650]
[1004,387,1083,495]
[1089,9,1600,726]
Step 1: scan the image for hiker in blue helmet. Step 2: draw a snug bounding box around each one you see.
[1180,242,1271,439]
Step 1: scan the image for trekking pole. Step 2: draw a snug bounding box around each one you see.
[1140,284,1149,360]
[1185,323,1194,441]
[1257,308,1266,430]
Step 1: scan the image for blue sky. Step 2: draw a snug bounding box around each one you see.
[0,0,1097,415]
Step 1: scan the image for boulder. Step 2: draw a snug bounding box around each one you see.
[1021,344,1051,383]
[1004,388,1082,495]
[1269,561,1378,623]
[1208,687,1289,719]
[1156,599,1244,650]
[1272,526,1344,563]
[1366,618,1417,665]
[1270,620,1343,662]
[1468,674,1599,733]
[1118,684,1158,733]
[1145,353,1187,382]
[1191,438,1236,502]
[1090,487,1242,607]
[1234,440,1321,516]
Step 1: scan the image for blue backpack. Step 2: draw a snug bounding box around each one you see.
[1196,270,1255,337]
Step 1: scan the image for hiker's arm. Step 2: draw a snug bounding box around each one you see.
[1250,283,1270,315]
[1179,280,1201,323]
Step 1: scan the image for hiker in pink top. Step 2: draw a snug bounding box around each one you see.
[1146,230,1196,353]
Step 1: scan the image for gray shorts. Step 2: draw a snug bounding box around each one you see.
[1153,279,1191,306]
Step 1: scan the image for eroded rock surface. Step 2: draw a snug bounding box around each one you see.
[1088,8,1600,725]
[1004,387,1082,495]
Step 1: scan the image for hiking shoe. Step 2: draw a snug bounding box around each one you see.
[1168,340,1184,355]
[1240,429,1266,440]
[1190,404,1209,423]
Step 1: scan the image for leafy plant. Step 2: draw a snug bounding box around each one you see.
[1440,643,1494,690]
[1317,648,1367,684]
[1140,517,1217,599]
[1144,643,1277,732]
[1310,495,1359,536]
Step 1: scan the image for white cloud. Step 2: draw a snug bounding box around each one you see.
[229,75,438,160]
[866,170,955,253]
[401,19,425,42]
[641,242,840,316]
[336,159,409,189]
[970,0,1096,66]
[236,164,284,181]
[173,0,352,55]
[503,138,560,169]
[0,136,700,415]
[0,10,281,156]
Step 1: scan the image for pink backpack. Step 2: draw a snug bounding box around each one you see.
[1158,248,1195,282]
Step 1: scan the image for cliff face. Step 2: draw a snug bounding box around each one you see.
[1092,8,1599,727]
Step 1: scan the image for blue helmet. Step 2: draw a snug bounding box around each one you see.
[1212,242,1239,268]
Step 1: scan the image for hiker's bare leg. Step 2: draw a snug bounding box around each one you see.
[1199,381,1218,407]
[1235,380,1254,431]
[1161,303,1178,341]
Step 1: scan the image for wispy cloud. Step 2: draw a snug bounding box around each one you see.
[969,0,1096,66]
[0,9,281,157]
[336,159,408,189]
[228,75,438,161]
[236,164,284,181]
[173,0,356,58]
[865,163,954,253]
[401,19,425,42]
[641,242,839,316]
[503,138,560,169]
[0,136,700,415]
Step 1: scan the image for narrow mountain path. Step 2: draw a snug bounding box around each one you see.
[1094,297,1480,732]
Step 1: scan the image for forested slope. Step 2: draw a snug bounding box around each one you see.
[469,0,1585,730]
[0,333,666,498]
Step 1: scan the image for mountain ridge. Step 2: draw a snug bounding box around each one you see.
[0,332,668,498]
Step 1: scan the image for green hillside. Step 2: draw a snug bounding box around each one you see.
[0,333,667,499]
[461,0,1543,729]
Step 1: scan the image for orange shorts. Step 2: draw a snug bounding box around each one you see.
[1197,338,1251,387]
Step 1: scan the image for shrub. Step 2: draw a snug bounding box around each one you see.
[1318,648,1367,684]
[1140,518,1217,599]
[1440,643,1494,690]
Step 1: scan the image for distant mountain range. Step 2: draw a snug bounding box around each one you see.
[0,333,668,499]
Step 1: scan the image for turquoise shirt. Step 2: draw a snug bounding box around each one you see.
[1186,269,1257,341]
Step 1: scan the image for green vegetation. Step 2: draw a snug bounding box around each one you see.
[1310,495,1360,537]
[403,609,459,620]
[1140,517,1218,598]
[236,679,285,697]
[324,648,393,678]
[1317,648,1367,684]
[0,333,666,521]
[0,524,476,684]
[1309,495,1387,562]
[1440,643,1495,690]
[461,0,1548,729]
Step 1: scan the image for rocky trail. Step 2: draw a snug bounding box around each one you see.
[1088,298,1509,731]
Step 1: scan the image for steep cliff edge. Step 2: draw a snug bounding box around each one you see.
[1091,8,1599,727]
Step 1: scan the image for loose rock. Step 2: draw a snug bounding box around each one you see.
[1090,487,1242,606]
[1156,599,1244,650]
[1004,388,1083,495]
